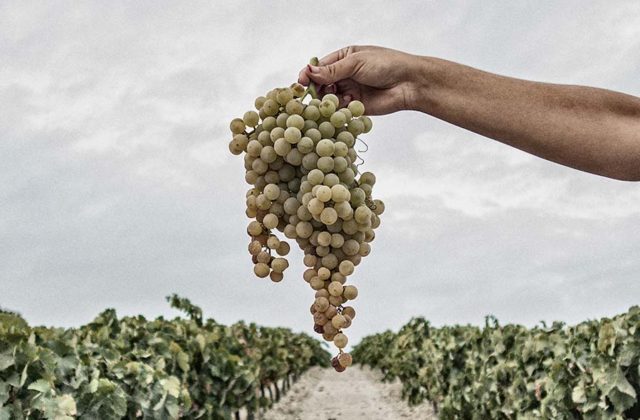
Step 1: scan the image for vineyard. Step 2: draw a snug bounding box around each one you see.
[352,306,640,419]
[0,296,329,419]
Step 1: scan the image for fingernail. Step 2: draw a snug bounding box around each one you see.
[309,65,320,73]
[344,95,352,103]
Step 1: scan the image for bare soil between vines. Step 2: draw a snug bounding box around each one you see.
[263,365,436,420]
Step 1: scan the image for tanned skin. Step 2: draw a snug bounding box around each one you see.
[299,46,640,181]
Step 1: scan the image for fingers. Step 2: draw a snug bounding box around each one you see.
[298,46,364,85]
[307,55,360,86]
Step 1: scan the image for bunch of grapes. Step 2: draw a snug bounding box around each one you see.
[228,80,384,372]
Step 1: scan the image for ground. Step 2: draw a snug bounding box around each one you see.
[263,366,436,420]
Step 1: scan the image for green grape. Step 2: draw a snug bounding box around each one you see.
[338,167,355,184]
[320,207,338,225]
[302,152,319,170]
[307,168,324,185]
[348,119,364,136]
[339,260,355,276]
[270,127,285,142]
[246,140,262,157]
[361,116,373,133]
[297,137,314,154]
[323,94,340,107]
[316,139,335,157]
[336,131,355,147]
[284,127,302,144]
[285,148,303,166]
[276,88,293,105]
[264,184,280,201]
[303,105,320,121]
[243,110,259,127]
[347,100,365,117]
[230,118,246,134]
[318,121,336,139]
[273,138,292,156]
[260,146,277,163]
[262,99,279,116]
[262,116,277,131]
[276,112,289,128]
[319,100,336,117]
[254,96,267,110]
[285,99,304,115]
[330,184,350,202]
[305,128,322,143]
[315,185,332,202]
[333,141,348,157]
[330,111,347,128]
[317,156,335,173]
[286,114,305,130]
[359,171,376,186]
[333,156,348,173]
[263,213,278,229]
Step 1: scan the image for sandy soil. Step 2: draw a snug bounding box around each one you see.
[263,366,436,420]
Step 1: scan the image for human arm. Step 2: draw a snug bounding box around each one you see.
[299,46,640,181]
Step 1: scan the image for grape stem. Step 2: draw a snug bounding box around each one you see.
[302,57,319,101]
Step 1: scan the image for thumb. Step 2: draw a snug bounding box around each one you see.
[308,56,360,85]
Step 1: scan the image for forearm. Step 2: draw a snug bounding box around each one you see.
[410,57,640,181]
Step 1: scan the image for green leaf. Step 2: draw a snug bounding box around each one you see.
[162,376,181,398]
[28,379,51,394]
[177,351,189,372]
[0,352,14,371]
[0,406,11,420]
[57,394,77,417]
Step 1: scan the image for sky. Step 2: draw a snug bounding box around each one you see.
[1,1,639,348]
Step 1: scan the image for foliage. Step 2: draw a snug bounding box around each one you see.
[0,297,330,419]
[352,307,640,419]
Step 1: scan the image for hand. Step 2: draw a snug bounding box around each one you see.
[298,45,422,115]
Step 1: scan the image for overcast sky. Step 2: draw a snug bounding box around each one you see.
[1,1,639,347]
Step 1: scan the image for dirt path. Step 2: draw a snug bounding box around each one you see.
[264,366,436,420]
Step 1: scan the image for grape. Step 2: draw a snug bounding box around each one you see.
[333,333,348,348]
[330,110,347,127]
[338,352,353,368]
[343,285,358,300]
[297,137,314,154]
[319,100,336,117]
[264,184,280,201]
[273,138,292,157]
[230,118,246,134]
[265,235,280,250]
[339,260,355,276]
[286,99,304,115]
[342,306,356,319]
[284,127,302,144]
[316,139,335,157]
[270,271,283,282]
[323,94,340,107]
[230,87,383,369]
[317,156,335,173]
[263,213,278,229]
[262,99,279,116]
[318,121,336,139]
[315,185,332,202]
[255,96,267,109]
[254,263,270,278]
[243,111,259,127]
[303,105,320,121]
[328,281,344,297]
[320,207,338,225]
[271,257,289,273]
